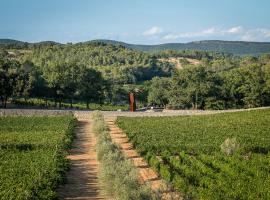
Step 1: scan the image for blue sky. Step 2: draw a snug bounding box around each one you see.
[0,0,270,44]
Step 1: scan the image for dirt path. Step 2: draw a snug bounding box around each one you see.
[57,119,105,200]
[105,117,182,200]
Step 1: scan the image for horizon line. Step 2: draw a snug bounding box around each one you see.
[1,38,270,46]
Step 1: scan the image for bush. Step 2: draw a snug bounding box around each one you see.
[149,155,160,172]
[159,164,172,182]
[172,174,188,192]
[220,138,240,155]
[205,97,226,110]
[92,110,104,121]
[92,111,108,135]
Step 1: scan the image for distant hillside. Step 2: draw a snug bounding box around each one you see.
[92,40,270,55]
[0,39,25,44]
[0,39,60,49]
[1,38,270,55]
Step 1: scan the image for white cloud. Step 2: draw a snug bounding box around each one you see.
[241,28,270,41]
[163,27,223,40]
[162,26,270,42]
[163,28,217,40]
[163,34,179,40]
[202,27,217,35]
[143,26,162,36]
[260,29,270,37]
[226,26,243,34]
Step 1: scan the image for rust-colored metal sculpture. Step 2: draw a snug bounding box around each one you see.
[129,93,136,112]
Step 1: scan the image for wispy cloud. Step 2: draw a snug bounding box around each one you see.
[226,26,243,34]
[91,26,270,44]
[163,26,244,40]
[202,27,217,35]
[241,29,270,41]
[162,26,270,42]
[142,26,162,36]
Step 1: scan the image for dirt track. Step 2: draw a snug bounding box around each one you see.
[57,118,105,200]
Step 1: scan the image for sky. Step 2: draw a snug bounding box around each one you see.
[0,0,270,44]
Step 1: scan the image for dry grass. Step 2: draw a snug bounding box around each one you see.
[158,57,201,69]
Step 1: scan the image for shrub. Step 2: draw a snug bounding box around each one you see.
[159,164,172,182]
[92,111,108,135]
[220,138,240,155]
[92,110,104,121]
[172,174,188,192]
[149,155,160,172]
[204,97,226,110]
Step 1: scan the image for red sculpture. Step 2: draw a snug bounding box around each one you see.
[129,93,136,112]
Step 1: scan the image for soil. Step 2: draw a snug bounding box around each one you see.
[57,119,105,200]
[158,57,201,69]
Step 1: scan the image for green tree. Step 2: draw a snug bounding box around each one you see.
[240,64,265,108]
[148,77,170,107]
[42,62,67,107]
[60,63,81,108]
[169,66,213,109]
[0,58,20,107]
[78,67,105,109]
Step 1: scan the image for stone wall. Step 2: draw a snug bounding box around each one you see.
[1,107,269,117]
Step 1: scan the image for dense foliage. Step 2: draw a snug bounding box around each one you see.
[12,97,129,111]
[0,115,75,199]
[0,42,173,109]
[1,40,270,110]
[149,54,270,109]
[117,109,270,199]
[139,40,270,55]
[0,56,107,108]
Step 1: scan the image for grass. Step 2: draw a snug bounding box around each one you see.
[0,115,75,199]
[117,109,270,199]
[91,111,157,200]
[12,97,129,111]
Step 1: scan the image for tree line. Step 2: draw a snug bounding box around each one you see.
[148,54,270,109]
[1,41,270,110]
[0,43,172,108]
[0,57,106,108]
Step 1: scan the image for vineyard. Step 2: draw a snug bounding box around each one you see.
[117,109,270,199]
[0,116,75,199]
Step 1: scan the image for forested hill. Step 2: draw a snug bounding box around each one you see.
[0,39,60,48]
[92,40,270,55]
[1,37,270,111]
[1,39,270,55]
